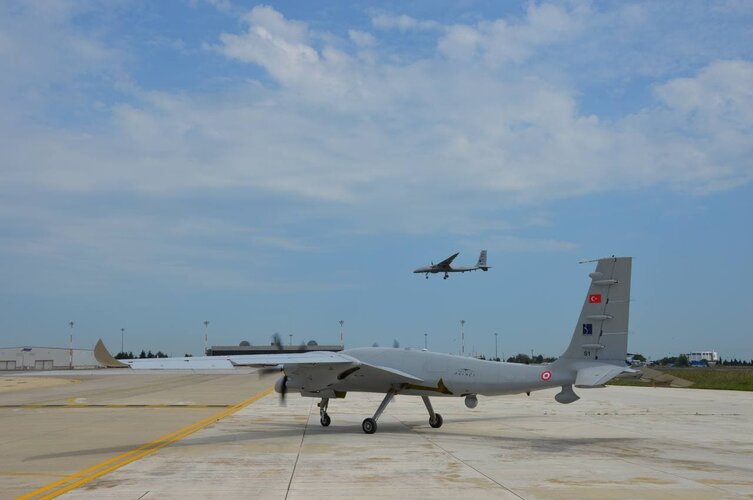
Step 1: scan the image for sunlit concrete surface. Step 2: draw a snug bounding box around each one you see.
[0,376,76,393]
[31,384,753,499]
[0,371,267,499]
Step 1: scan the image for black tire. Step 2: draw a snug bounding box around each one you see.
[320,413,331,427]
[429,413,443,428]
[362,417,377,434]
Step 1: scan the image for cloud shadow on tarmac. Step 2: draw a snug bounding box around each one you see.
[27,415,644,462]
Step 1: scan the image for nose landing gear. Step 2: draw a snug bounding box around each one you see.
[319,398,331,427]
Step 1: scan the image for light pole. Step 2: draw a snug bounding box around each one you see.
[460,320,465,356]
[339,320,344,348]
[494,332,498,361]
[289,334,293,346]
[68,321,74,369]
[22,347,31,370]
[203,320,209,355]
[424,333,428,349]
[531,348,534,362]
[121,328,125,355]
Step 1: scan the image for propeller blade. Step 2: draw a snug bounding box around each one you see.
[274,374,288,406]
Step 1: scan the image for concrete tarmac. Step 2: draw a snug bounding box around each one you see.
[0,371,268,499]
[3,374,753,499]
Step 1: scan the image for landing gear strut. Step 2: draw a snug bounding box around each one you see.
[422,396,443,428]
[362,390,396,434]
[319,397,330,427]
[443,272,449,280]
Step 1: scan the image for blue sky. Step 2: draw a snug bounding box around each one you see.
[1,1,752,360]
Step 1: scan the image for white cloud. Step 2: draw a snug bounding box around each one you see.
[205,0,233,14]
[479,235,578,253]
[0,202,321,294]
[654,60,753,118]
[218,5,357,104]
[438,2,587,65]
[437,25,480,60]
[371,13,439,31]
[1,3,752,267]
[348,29,376,48]
[3,5,750,214]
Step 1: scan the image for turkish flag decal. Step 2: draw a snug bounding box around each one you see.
[588,294,602,304]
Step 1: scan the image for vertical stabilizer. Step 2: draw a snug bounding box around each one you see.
[94,339,129,368]
[558,257,632,366]
[477,250,488,269]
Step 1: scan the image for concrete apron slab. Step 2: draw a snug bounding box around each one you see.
[60,386,753,499]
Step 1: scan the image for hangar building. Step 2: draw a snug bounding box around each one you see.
[0,346,99,371]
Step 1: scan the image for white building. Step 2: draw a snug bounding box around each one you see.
[686,351,719,364]
[0,346,99,370]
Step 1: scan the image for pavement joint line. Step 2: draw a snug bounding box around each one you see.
[285,399,313,500]
[17,386,274,500]
[395,416,526,499]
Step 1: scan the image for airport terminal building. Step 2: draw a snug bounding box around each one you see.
[686,351,719,365]
[0,346,99,370]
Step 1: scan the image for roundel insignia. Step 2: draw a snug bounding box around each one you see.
[540,370,552,382]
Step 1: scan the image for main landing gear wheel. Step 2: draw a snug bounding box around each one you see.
[362,417,377,434]
[320,413,331,427]
[429,413,443,428]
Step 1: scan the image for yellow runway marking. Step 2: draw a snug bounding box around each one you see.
[18,386,274,500]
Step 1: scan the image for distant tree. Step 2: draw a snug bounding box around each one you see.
[507,353,531,364]
[677,354,689,367]
[239,340,251,347]
[307,340,318,346]
[146,350,154,358]
[372,342,379,347]
[632,354,646,362]
[392,339,400,348]
[156,351,167,358]
[658,356,678,366]
[184,353,193,357]
[139,350,147,359]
